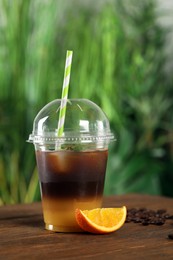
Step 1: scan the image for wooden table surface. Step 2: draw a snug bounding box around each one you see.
[0,194,173,260]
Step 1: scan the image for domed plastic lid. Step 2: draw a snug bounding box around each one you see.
[28,99,115,145]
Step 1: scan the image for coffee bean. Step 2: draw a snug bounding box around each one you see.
[142,220,149,226]
[155,220,165,225]
[126,207,172,226]
[165,215,173,220]
[134,218,141,223]
[168,234,173,239]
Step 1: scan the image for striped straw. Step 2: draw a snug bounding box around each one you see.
[57,50,73,137]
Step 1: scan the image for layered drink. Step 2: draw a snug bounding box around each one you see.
[36,149,108,232]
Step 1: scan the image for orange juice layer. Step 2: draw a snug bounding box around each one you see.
[42,197,102,232]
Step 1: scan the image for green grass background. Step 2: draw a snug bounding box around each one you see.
[0,0,173,204]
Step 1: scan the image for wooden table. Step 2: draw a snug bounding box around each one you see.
[0,194,173,259]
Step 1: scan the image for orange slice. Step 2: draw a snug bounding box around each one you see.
[75,206,127,234]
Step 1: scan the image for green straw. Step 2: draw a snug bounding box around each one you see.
[57,50,73,137]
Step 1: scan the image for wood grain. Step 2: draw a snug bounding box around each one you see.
[0,194,173,260]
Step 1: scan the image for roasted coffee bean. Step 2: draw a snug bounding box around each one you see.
[134,218,141,223]
[155,220,165,225]
[126,208,172,226]
[142,220,149,226]
[165,215,173,220]
[163,214,170,219]
[168,234,173,240]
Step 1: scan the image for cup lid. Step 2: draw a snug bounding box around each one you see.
[28,99,115,144]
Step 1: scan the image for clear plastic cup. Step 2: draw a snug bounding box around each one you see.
[28,99,114,232]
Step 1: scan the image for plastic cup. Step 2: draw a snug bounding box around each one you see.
[28,99,114,232]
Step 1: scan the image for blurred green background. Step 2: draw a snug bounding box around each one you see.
[0,0,173,205]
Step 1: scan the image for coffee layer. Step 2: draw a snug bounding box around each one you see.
[41,180,104,199]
